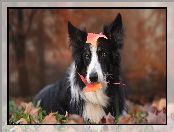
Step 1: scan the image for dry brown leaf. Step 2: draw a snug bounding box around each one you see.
[147,111,166,124]
[21,102,40,117]
[67,114,84,124]
[143,104,156,113]
[42,112,59,124]
[126,100,144,113]
[18,118,28,124]
[152,98,166,112]
[31,117,39,124]
[30,107,40,117]
[66,119,78,124]
[158,98,166,111]
[117,114,135,124]
[21,102,32,113]
[99,113,115,124]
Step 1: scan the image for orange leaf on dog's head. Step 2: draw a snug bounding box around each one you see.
[86,33,107,47]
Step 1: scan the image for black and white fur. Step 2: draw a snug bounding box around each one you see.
[33,13,126,123]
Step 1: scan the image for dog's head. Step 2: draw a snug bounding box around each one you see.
[68,13,124,88]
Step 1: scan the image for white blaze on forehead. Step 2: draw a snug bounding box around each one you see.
[86,46,103,83]
[86,32,107,83]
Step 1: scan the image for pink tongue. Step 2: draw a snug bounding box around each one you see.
[78,73,95,86]
[78,73,88,85]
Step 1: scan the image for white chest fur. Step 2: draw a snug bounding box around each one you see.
[83,102,105,123]
[82,89,109,123]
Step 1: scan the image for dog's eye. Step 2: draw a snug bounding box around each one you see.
[101,52,107,57]
[85,54,90,59]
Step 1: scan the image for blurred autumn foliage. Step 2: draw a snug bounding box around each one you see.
[8,9,166,104]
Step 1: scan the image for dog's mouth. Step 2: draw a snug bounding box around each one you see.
[78,73,126,92]
[78,73,103,92]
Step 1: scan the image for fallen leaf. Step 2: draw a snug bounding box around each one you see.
[99,113,115,124]
[21,102,40,117]
[67,114,84,124]
[86,33,108,47]
[42,113,59,124]
[147,111,166,124]
[66,119,77,124]
[17,118,28,124]
[117,114,135,124]
[158,98,166,111]
[152,98,166,112]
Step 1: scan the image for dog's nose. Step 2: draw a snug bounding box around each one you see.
[89,72,98,83]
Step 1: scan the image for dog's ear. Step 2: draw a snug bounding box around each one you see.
[68,21,87,47]
[103,13,124,49]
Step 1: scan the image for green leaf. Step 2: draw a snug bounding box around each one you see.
[115,115,119,123]
[9,99,17,113]
[38,109,46,122]
[9,109,23,124]
[56,113,67,121]
[22,113,31,123]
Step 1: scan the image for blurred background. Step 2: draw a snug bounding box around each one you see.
[8,9,166,104]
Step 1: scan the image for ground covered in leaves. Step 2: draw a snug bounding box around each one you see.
[9,98,166,124]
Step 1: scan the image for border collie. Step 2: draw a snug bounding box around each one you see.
[33,13,126,123]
